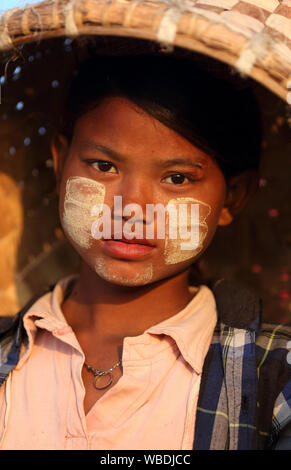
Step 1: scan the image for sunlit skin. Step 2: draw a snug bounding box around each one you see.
[51,96,258,413]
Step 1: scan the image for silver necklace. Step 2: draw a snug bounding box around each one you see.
[84,360,122,390]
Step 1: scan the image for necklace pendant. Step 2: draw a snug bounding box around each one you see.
[94,372,113,390]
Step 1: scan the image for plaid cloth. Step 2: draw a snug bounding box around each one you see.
[0,278,291,450]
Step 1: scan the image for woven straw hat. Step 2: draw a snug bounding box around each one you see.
[0,0,290,320]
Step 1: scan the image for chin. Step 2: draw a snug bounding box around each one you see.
[93,256,154,287]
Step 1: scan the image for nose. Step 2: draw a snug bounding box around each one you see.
[116,175,153,223]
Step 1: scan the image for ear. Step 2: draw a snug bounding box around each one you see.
[50,133,69,196]
[218,169,259,227]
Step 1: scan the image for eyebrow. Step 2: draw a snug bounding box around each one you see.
[81,141,206,167]
[157,158,205,168]
[81,142,126,162]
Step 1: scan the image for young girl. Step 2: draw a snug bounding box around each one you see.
[0,53,290,451]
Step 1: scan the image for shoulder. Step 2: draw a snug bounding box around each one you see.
[207,277,262,330]
[0,283,56,384]
[0,283,56,337]
[207,279,291,448]
[0,314,20,336]
[208,277,291,369]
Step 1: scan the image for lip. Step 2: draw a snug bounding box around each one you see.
[103,234,155,247]
[101,237,155,260]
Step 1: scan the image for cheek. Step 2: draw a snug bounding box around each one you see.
[61,176,106,249]
[163,197,212,265]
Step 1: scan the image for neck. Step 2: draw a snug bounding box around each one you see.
[62,262,195,340]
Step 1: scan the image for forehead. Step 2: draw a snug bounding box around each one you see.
[72,96,210,162]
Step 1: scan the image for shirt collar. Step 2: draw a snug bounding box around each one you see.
[145,285,217,374]
[24,274,78,328]
[16,274,79,369]
[18,275,217,375]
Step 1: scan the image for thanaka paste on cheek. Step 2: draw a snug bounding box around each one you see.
[94,256,153,286]
[62,176,105,249]
[164,197,211,265]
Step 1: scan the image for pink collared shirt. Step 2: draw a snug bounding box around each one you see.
[0,274,217,450]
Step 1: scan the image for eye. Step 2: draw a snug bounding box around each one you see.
[163,173,190,185]
[89,160,117,173]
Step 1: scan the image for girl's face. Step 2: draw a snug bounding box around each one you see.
[56,96,230,286]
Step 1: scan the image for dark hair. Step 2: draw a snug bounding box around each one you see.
[60,54,262,181]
